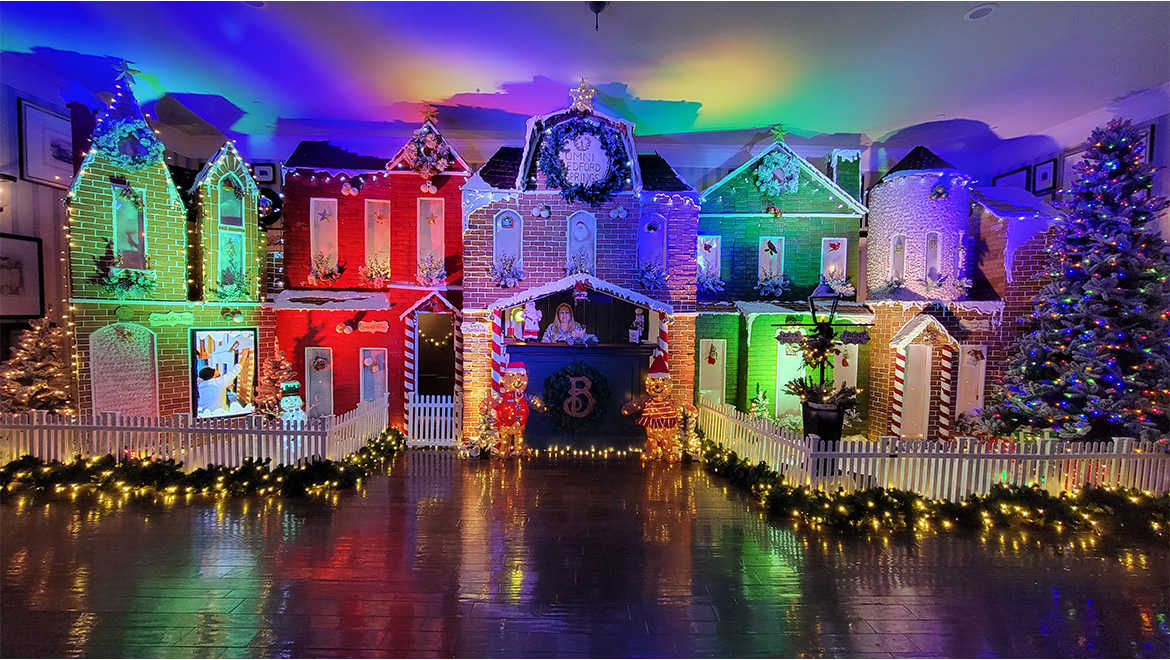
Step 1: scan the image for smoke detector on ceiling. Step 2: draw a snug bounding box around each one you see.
[964,3,998,21]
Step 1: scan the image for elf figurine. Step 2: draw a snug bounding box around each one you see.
[622,353,681,463]
[489,360,545,457]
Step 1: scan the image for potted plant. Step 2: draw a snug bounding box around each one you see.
[781,280,857,445]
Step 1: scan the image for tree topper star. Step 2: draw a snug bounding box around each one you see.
[569,79,596,113]
[770,124,789,143]
[421,105,439,123]
[113,60,141,85]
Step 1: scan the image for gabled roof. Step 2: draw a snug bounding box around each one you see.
[399,290,461,321]
[699,141,867,215]
[514,108,643,192]
[487,273,673,314]
[477,146,524,190]
[284,141,389,171]
[189,141,260,195]
[880,146,959,182]
[638,153,693,192]
[385,121,471,176]
[889,313,958,350]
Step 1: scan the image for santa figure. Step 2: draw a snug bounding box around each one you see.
[622,353,681,462]
[489,360,545,457]
[522,301,541,340]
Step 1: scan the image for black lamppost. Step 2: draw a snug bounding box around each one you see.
[807,281,841,385]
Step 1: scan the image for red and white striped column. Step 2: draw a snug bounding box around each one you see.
[937,344,955,439]
[890,348,906,436]
[490,310,504,395]
[404,313,417,430]
[453,313,464,439]
[657,314,670,361]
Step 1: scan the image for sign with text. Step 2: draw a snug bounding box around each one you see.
[559,133,610,186]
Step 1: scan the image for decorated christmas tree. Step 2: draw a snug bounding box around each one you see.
[988,119,1170,441]
[0,317,75,415]
[255,339,296,419]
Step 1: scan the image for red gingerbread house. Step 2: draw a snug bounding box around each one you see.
[274,119,470,434]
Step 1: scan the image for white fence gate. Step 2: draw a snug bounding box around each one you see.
[697,397,1170,497]
[0,394,389,470]
[406,393,457,447]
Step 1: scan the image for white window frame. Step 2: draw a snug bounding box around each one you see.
[493,210,523,263]
[697,338,727,405]
[111,183,148,269]
[638,213,667,267]
[305,346,334,418]
[890,234,906,282]
[925,231,941,280]
[832,343,859,389]
[309,197,339,270]
[956,344,988,416]
[566,210,597,271]
[359,348,388,403]
[365,199,392,263]
[956,231,967,278]
[820,237,848,280]
[417,197,445,263]
[697,235,722,276]
[758,236,785,279]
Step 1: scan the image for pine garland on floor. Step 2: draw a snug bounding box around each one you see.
[1,428,406,498]
[701,439,1168,541]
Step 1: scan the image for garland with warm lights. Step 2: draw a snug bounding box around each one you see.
[537,117,631,207]
[701,439,1168,540]
[0,428,405,499]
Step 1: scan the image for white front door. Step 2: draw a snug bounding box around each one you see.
[305,347,333,418]
[901,344,932,438]
[775,343,805,419]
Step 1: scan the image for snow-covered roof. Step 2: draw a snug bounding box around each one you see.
[733,300,874,323]
[486,274,673,314]
[273,289,395,311]
[888,313,958,350]
[700,140,867,215]
[399,290,460,321]
[189,141,260,195]
[971,186,1062,220]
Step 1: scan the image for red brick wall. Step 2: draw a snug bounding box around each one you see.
[281,171,465,290]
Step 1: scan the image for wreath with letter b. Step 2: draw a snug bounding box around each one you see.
[537,118,631,207]
[543,360,611,431]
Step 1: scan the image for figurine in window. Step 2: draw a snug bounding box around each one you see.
[541,303,597,345]
[523,301,542,340]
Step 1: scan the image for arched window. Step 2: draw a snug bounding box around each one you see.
[218,177,246,290]
[890,234,906,282]
[925,231,941,280]
[493,210,523,263]
[112,183,147,270]
[566,210,596,273]
[638,213,666,267]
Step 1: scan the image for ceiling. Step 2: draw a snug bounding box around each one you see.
[2,1,1168,164]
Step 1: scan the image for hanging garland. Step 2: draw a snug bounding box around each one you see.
[92,118,166,171]
[754,149,801,199]
[537,118,631,207]
[543,360,611,432]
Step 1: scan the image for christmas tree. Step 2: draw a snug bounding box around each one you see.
[988,119,1170,441]
[0,316,75,415]
[255,339,296,419]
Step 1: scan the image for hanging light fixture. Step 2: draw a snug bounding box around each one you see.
[586,1,609,31]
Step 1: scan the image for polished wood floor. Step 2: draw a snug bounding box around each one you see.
[2,451,1167,658]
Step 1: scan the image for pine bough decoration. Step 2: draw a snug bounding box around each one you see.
[358,256,394,288]
[755,269,793,298]
[417,252,447,286]
[754,149,801,199]
[634,258,668,290]
[822,271,855,297]
[564,247,593,276]
[307,252,345,286]
[537,117,632,207]
[92,251,157,300]
[490,254,527,288]
[697,263,725,294]
[987,119,1170,441]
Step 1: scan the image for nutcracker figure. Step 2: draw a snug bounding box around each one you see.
[488,360,545,457]
[622,353,681,462]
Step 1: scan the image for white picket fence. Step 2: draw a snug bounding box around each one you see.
[0,394,389,470]
[696,397,1170,497]
[406,393,457,447]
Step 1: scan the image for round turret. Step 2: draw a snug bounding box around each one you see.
[866,147,972,301]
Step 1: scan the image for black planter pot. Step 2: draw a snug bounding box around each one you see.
[802,402,845,446]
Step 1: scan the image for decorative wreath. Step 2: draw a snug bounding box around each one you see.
[754,149,801,199]
[402,126,453,180]
[543,360,611,432]
[537,117,631,207]
[92,118,166,171]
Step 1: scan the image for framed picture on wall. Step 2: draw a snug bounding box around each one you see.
[1032,158,1057,195]
[1060,145,1088,195]
[0,233,45,319]
[992,166,1029,189]
[18,99,73,189]
[251,163,277,184]
[1136,125,1155,165]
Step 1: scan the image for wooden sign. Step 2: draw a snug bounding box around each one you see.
[149,311,194,327]
[358,320,389,333]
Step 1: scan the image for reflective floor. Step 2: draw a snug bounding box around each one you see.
[2,452,1167,659]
